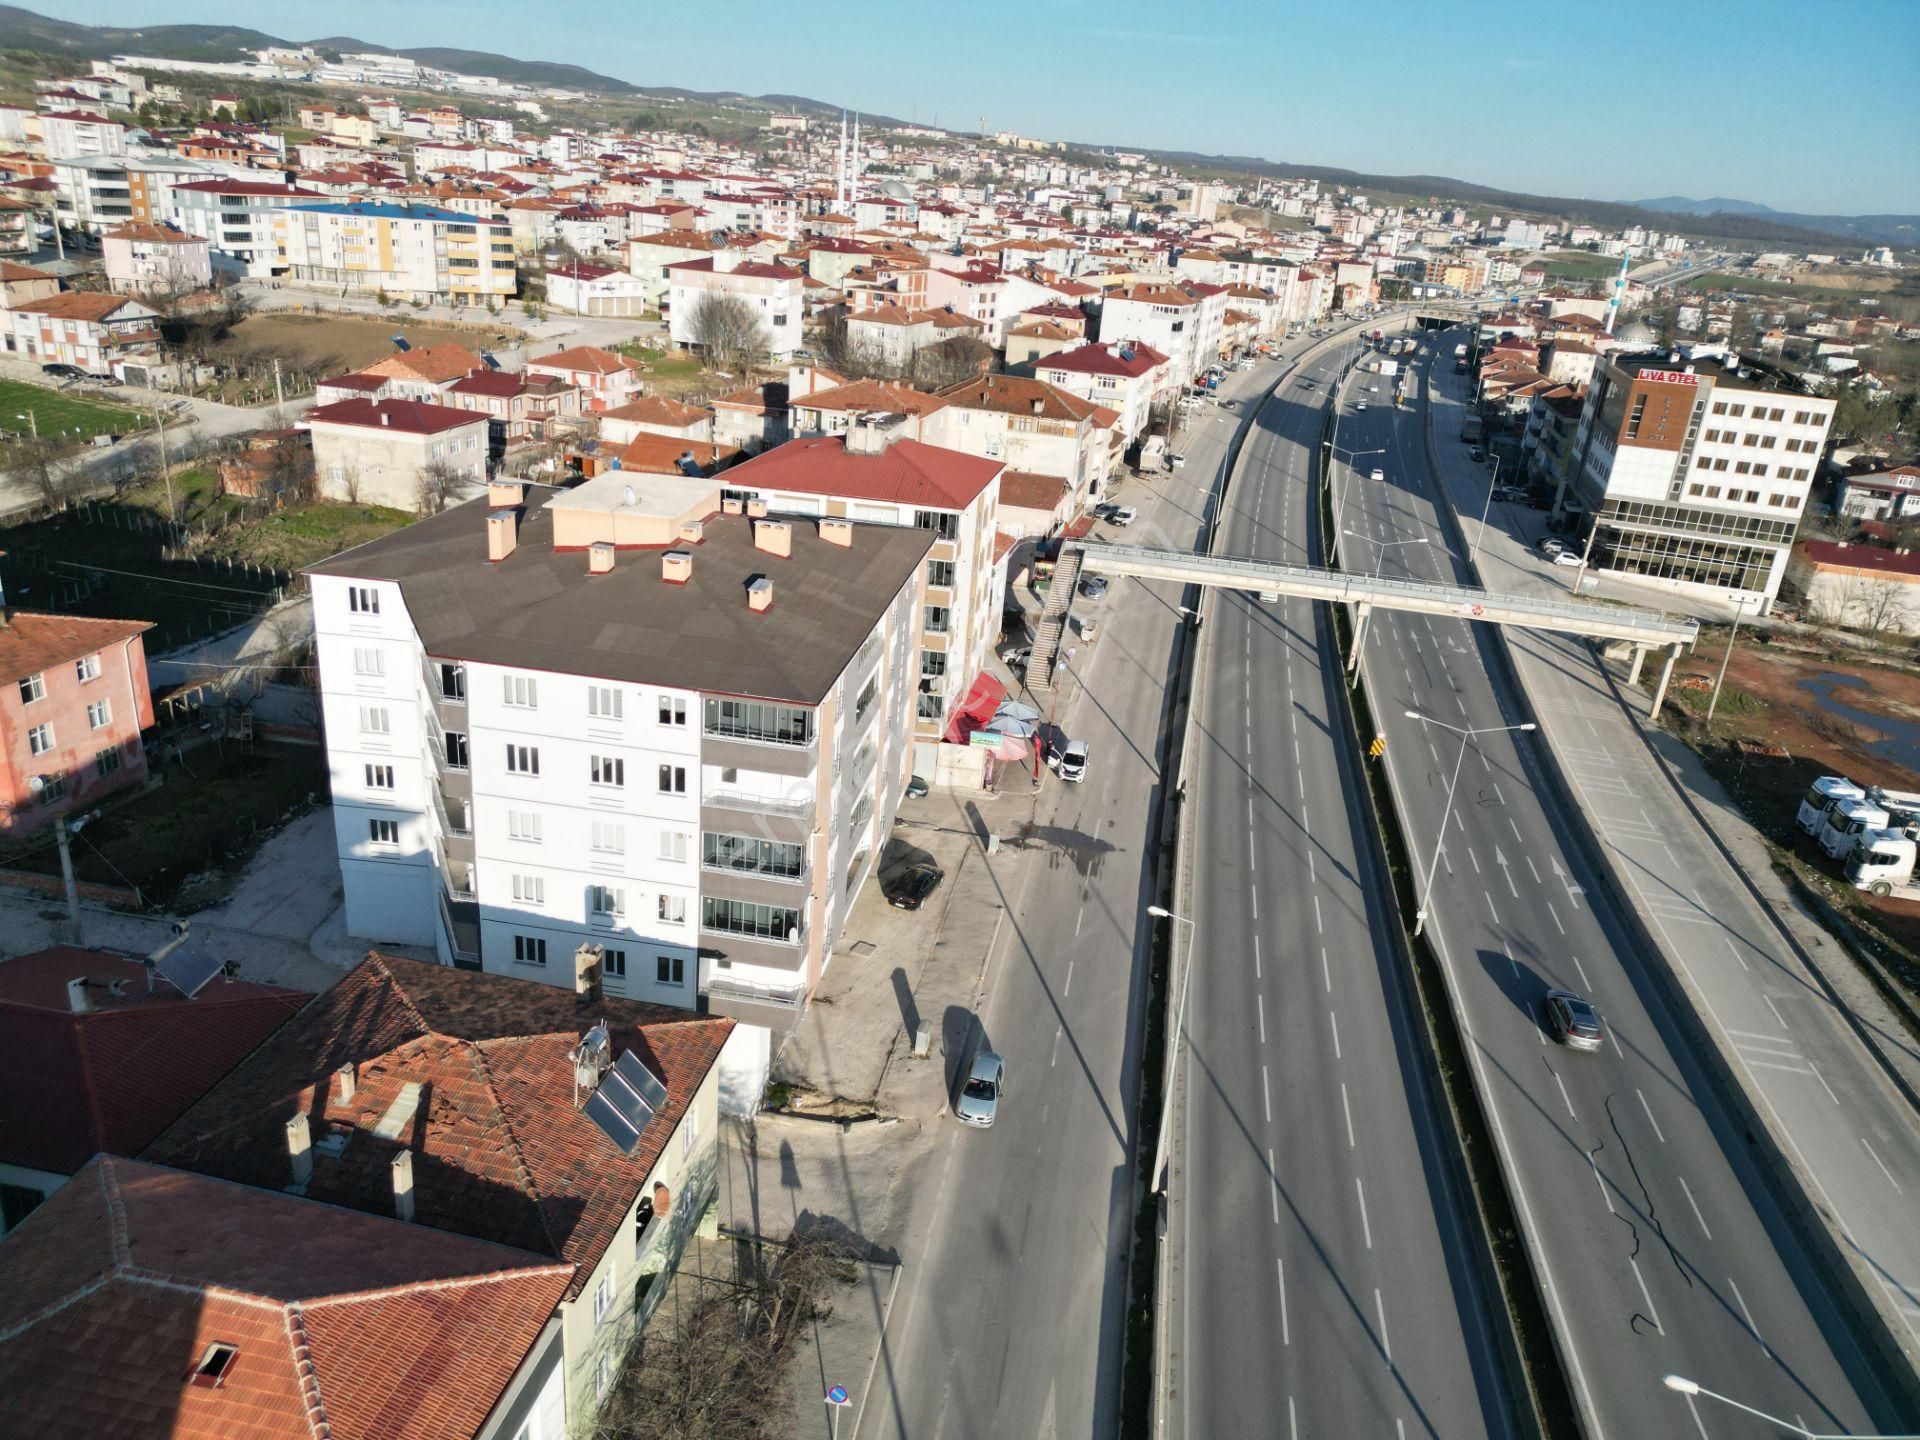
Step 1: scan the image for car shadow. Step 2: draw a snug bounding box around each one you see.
[1478,946,1551,1038]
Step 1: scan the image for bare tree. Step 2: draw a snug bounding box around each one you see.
[686,291,770,380]
[909,336,992,390]
[11,432,81,511]
[335,462,364,505]
[417,458,469,515]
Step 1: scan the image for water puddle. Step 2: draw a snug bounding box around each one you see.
[1795,671,1920,774]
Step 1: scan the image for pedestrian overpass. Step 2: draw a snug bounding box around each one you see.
[1058,542,1701,716]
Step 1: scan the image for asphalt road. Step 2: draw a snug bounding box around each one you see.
[1341,331,1913,1438]
[856,340,1306,1440]
[1161,330,1520,1440]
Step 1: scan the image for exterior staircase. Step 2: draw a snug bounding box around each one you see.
[1025,547,1082,693]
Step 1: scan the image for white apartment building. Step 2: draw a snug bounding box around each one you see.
[1560,349,1836,610]
[1098,282,1225,383]
[274,201,516,304]
[665,252,805,361]
[307,475,930,1030]
[724,423,1007,743]
[306,397,490,511]
[1037,340,1174,444]
[170,177,325,278]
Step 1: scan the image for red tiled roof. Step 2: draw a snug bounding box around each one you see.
[602,395,711,428]
[0,613,151,688]
[1798,541,1920,577]
[0,1155,571,1440]
[936,374,1099,423]
[998,470,1070,511]
[363,344,484,384]
[0,947,307,1175]
[305,398,483,436]
[528,345,639,376]
[616,433,741,474]
[788,378,948,418]
[1040,341,1168,378]
[142,953,731,1297]
[728,435,1002,511]
[13,291,150,324]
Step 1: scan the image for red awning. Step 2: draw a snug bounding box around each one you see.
[941,670,1007,744]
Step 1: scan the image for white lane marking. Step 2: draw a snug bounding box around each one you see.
[1321,947,1331,992]
[1253,934,1262,980]
[1064,960,1074,997]
[1313,893,1323,933]
[1486,890,1500,925]
[1467,846,1481,874]
[1074,905,1084,937]
[1763,994,1790,1031]
[1730,1275,1767,1355]
[1863,1136,1904,1194]
[1679,1175,1714,1239]
[1572,955,1592,989]
[1308,850,1316,883]
[1278,1259,1290,1347]
[1329,1010,1341,1059]
[1356,1176,1374,1249]
[1546,899,1565,935]
[1427,740,1440,767]
[1555,1070,1578,1121]
[1809,1061,1841,1106]
[1258,993,1267,1045]
[1510,816,1524,842]
[1288,1396,1298,1438]
[1342,1081,1356,1147]
[1051,1024,1062,1068]
[1492,782,1507,804]
[1252,888,1260,922]
[1628,1256,1664,1333]
[1268,1147,1280,1224]
[1525,855,1541,883]
[1374,1288,1392,1364]
[1683,1395,1711,1439]
[1262,1064,1272,1124]
[1635,1088,1667,1142]
[1723,934,1750,973]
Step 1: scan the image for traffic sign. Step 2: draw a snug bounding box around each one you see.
[827,1386,851,1407]
[1369,734,1386,759]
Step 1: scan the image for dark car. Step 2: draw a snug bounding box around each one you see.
[1078,575,1110,600]
[883,863,945,911]
[42,362,85,380]
[1469,447,1485,462]
[1545,988,1604,1052]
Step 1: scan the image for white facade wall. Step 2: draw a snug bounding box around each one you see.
[666,264,803,360]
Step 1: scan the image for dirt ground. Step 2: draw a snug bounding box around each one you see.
[217,312,527,378]
[1664,632,1920,957]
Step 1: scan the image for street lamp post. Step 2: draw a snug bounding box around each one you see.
[1404,711,1536,936]
[1147,904,1196,1192]
[1328,445,1386,554]
[1342,530,1429,580]
[1704,593,1758,727]
[1661,1373,1920,1438]
[27,775,81,945]
[1471,455,1503,566]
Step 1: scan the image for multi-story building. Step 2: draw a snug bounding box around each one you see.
[724,421,1006,741]
[48,152,221,234]
[4,290,163,380]
[169,177,325,278]
[306,475,931,1027]
[275,201,516,305]
[1097,282,1224,384]
[0,613,155,837]
[1036,340,1174,444]
[99,220,212,295]
[306,397,491,511]
[1559,350,1836,608]
[928,373,1116,509]
[665,252,805,362]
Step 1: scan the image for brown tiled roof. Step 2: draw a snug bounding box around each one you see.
[728,435,1001,511]
[0,613,151,687]
[0,1155,571,1440]
[789,378,948,418]
[601,395,710,428]
[102,221,202,245]
[0,947,307,1176]
[998,470,1069,511]
[306,397,484,436]
[936,374,1099,424]
[142,953,732,1294]
[615,433,741,474]
[528,345,640,376]
[13,292,150,324]
[0,261,54,281]
[363,345,484,384]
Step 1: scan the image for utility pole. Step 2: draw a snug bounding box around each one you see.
[51,814,81,945]
[272,356,285,412]
[154,412,173,523]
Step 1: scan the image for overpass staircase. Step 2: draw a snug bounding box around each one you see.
[1025,546,1082,692]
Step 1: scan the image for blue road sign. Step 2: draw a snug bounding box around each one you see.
[827,1386,850,1406]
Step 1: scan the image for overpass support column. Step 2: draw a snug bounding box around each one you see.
[1648,642,1684,721]
[1627,644,1647,686]
[1347,602,1371,672]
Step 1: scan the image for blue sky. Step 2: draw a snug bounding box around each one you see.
[65,0,1920,215]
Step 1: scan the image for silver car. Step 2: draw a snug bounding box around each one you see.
[956,1051,1005,1127]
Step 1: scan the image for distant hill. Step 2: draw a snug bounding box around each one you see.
[1637,195,1778,217]
[1637,196,1918,249]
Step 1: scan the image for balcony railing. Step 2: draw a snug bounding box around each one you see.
[701,972,806,1009]
[704,789,812,819]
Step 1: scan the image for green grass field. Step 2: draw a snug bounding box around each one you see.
[0,378,148,442]
[1539,251,1619,282]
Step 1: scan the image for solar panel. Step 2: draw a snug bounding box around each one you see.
[583,1087,642,1155]
[614,1050,668,1115]
[155,941,224,999]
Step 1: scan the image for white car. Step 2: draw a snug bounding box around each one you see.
[1369,468,1385,482]
[1537,538,1566,558]
[1356,401,1369,412]
[1552,550,1586,568]
[1110,505,1138,526]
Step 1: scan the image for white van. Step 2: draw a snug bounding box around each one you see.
[1796,775,1861,836]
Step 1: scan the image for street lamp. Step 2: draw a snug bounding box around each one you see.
[1147,904,1196,1193]
[1341,530,1428,580]
[1661,1374,1920,1438]
[1471,455,1503,566]
[1704,592,1760,727]
[1328,445,1387,546]
[1403,711,1536,936]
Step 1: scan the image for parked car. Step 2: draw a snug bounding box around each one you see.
[1002,646,1032,672]
[1536,537,1566,558]
[1552,550,1586,568]
[1545,989,1604,1052]
[1078,575,1109,600]
[1469,447,1486,462]
[41,362,85,380]
[1493,486,1527,503]
[1168,453,1187,469]
[1369,468,1385,482]
[1058,739,1089,783]
[883,862,945,911]
[905,774,929,799]
[1110,505,1137,526]
[1527,493,1553,511]
[956,1050,1006,1127]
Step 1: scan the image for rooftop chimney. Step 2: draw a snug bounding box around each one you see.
[754,518,791,558]
[380,411,391,427]
[748,576,773,613]
[334,1061,357,1106]
[678,518,706,544]
[286,1113,312,1188]
[746,497,769,518]
[488,479,525,508]
[1031,397,1045,415]
[722,496,744,515]
[486,510,518,563]
[588,541,615,575]
[662,549,692,584]
[820,517,853,547]
[574,942,604,1004]
[391,1149,415,1222]
[66,977,91,1014]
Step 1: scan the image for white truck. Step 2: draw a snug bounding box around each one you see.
[1378,359,1399,377]
[1866,785,1920,830]
[1454,343,1468,359]
[1847,831,1920,899]
[1821,797,1888,860]
[1797,775,1862,836]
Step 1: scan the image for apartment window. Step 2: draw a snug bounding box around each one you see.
[594,1353,614,1401]
[1768,407,1785,422]
[1753,465,1769,479]
[1759,435,1776,450]
[591,821,625,853]
[30,771,63,803]
[917,693,945,720]
[658,953,685,987]
[506,744,540,776]
[365,763,394,790]
[86,699,111,730]
[352,646,384,677]
[703,832,804,878]
[659,830,688,863]
[682,1096,699,1156]
[593,1274,614,1327]
[502,674,538,709]
[915,511,960,540]
[513,934,547,966]
[588,884,625,917]
[1688,483,1704,496]
[1727,403,1745,417]
[1795,410,1816,425]
[703,698,810,746]
[435,663,465,701]
[368,818,400,845]
[602,947,627,979]
[75,654,101,683]
[348,586,380,614]
[658,696,688,727]
[588,685,623,720]
[701,896,801,940]
[512,873,545,905]
[18,673,43,704]
[591,755,626,787]
[1711,401,1727,415]
[924,606,951,635]
[658,894,686,925]
[358,706,390,736]
[1735,462,1751,476]
[926,559,956,588]
[922,650,947,677]
[657,764,687,795]
[95,747,122,779]
[444,731,470,769]
[26,723,52,756]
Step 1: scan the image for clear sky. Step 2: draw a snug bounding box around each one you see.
[62,0,1920,215]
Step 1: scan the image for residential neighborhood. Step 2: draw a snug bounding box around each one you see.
[0,7,1918,1440]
